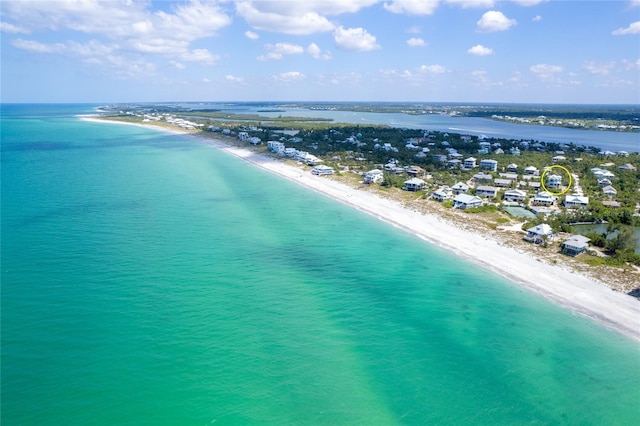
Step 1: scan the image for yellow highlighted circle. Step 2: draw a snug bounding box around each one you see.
[540,165,572,195]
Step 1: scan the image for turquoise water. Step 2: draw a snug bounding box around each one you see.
[2,105,639,425]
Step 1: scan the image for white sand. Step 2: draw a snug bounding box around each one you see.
[82,116,640,341]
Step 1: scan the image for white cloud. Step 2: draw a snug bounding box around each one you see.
[383,0,440,15]
[258,42,304,61]
[406,37,426,47]
[1,0,231,75]
[235,1,334,35]
[622,58,640,71]
[532,15,542,22]
[446,0,495,9]
[169,60,185,69]
[468,44,494,55]
[226,75,246,83]
[307,43,332,60]
[12,38,117,57]
[244,30,259,40]
[333,26,380,51]
[612,21,640,35]
[530,63,563,79]
[583,61,616,75]
[477,10,517,32]
[406,25,422,34]
[179,48,219,65]
[276,71,306,82]
[631,0,640,7]
[511,0,547,6]
[0,22,30,34]
[419,64,447,74]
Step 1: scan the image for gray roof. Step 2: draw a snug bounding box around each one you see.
[563,235,590,248]
[454,194,482,204]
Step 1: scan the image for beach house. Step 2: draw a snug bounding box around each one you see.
[403,178,426,192]
[432,187,453,202]
[476,186,499,198]
[503,189,527,203]
[463,157,477,169]
[494,178,513,188]
[453,194,483,209]
[473,172,493,183]
[524,165,539,175]
[480,159,498,172]
[451,182,469,195]
[564,194,589,209]
[506,163,518,172]
[267,141,285,154]
[602,185,617,198]
[562,235,591,256]
[363,169,384,184]
[546,174,562,189]
[311,165,334,176]
[524,224,554,244]
[532,191,555,206]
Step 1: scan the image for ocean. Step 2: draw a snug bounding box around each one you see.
[2,104,639,425]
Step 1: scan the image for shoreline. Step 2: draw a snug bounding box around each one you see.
[80,116,640,341]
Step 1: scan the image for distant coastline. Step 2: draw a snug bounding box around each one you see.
[81,114,640,342]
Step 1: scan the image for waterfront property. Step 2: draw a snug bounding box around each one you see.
[524,224,554,244]
[564,194,589,209]
[432,187,453,202]
[453,194,483,209]
[562,235,591,256]
[363,169,384,184]
[311,165,334,175]
[403,178,426,192]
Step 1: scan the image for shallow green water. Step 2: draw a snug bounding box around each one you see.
[2,105,639,425]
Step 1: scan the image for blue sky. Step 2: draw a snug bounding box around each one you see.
[1,0,639,104]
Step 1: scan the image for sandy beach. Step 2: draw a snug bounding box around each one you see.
[81,116,640,341]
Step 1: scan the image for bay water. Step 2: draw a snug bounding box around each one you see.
[2,105,639,425]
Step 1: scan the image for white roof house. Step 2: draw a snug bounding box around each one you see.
[546,174,562,189]
[464,157,477,168]
[403,178,426,192]
[432,187,453,202]
[533,191,555,206]
[311,165,334,175]
[480,159,498,171]
[453,194,483,209]
[524,165,538,175]
[564,194,589,209]
[503,189,527,202]
[451,182,469,195]
[524,224,554,244]
[363,169,384,184]
[602,185,617,197]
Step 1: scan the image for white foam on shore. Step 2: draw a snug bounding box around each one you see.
[83,116,640,341]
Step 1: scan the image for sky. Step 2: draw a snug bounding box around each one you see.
[1,0,639,104]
